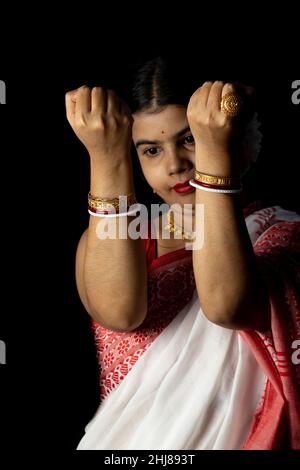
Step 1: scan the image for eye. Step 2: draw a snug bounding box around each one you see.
[143,147,161,157]
[183,134,195,146]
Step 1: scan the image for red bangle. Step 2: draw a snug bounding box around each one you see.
[193,179,242,191]
[88,205,116,215]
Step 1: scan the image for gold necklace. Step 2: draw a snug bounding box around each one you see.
[164,211,195,241]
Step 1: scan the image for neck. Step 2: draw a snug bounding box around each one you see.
[162,210,195,241]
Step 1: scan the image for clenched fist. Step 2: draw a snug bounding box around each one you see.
[65,86,133,163]
[187,81,255,173]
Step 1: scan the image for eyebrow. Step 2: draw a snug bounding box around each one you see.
[135,126,191,148]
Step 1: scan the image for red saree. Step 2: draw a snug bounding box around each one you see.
[241,213,300,449]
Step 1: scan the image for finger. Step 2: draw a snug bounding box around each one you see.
[107,89,119,115]
[220,82,244,119]
[199,81,214,108]
[118,96,132,117]
[189,81,213,111]
[224,82,256,122]
[221,82,235,99]
[75,86,92,120]
[91,87,107,114]
[121,101,132,119]
[65,89,77,122]
[206,81,224,114]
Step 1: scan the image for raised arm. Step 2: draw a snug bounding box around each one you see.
[66,86,147,332]
[187,81,270,331]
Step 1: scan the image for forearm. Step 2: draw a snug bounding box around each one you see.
[84,157,148,331]
[192,151,270,331]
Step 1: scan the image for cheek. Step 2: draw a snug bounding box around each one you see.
[139,160,155,183]
[141,167,168,194]
[137,162,153,189]
[143,170,158,188]
[139,159,169,193]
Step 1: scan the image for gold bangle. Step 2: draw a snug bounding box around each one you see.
[88,192,137,209]
[88,191,135,202]
[88,201,119,210]
[194,170,240,186]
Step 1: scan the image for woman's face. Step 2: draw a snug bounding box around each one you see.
[132,105,196,208]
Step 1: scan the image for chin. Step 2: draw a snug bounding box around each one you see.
[164,195,195,215]
[176,193,195,207]
[162,191,196,208]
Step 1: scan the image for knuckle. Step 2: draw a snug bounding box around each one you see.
[223,82,235,93]
[91,116,105,131]
[89,114,105,132]
[193,86,202,95]
[122,115,133,127]
[186,108,194,120]
[75,115,88,128]
[77,85,90,95]
[107,89,117,103]
[190,88,201,101]
[219,112,229,124]
[108,115,118,128]
[92,86,104,93]
[205,113,214,126]
[206,112,221,127]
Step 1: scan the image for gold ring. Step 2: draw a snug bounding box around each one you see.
[220,92,243,117]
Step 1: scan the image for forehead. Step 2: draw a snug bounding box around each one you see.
[132,105,188,142]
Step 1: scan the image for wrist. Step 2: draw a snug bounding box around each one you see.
[90,158,135,198]
[89,147,131,164]
[195,149,240,177]
[195,138,241,175]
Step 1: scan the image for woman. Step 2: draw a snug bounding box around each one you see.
[65,58,300,449]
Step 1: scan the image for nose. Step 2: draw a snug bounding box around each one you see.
[165,147,193,176]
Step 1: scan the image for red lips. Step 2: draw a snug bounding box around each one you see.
[173,179,195,194]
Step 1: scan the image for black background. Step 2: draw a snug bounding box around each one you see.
[0,32,299,464]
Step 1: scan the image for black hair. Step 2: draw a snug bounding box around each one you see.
[130,56,200,114]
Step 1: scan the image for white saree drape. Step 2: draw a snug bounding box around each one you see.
[77,206,300,450]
